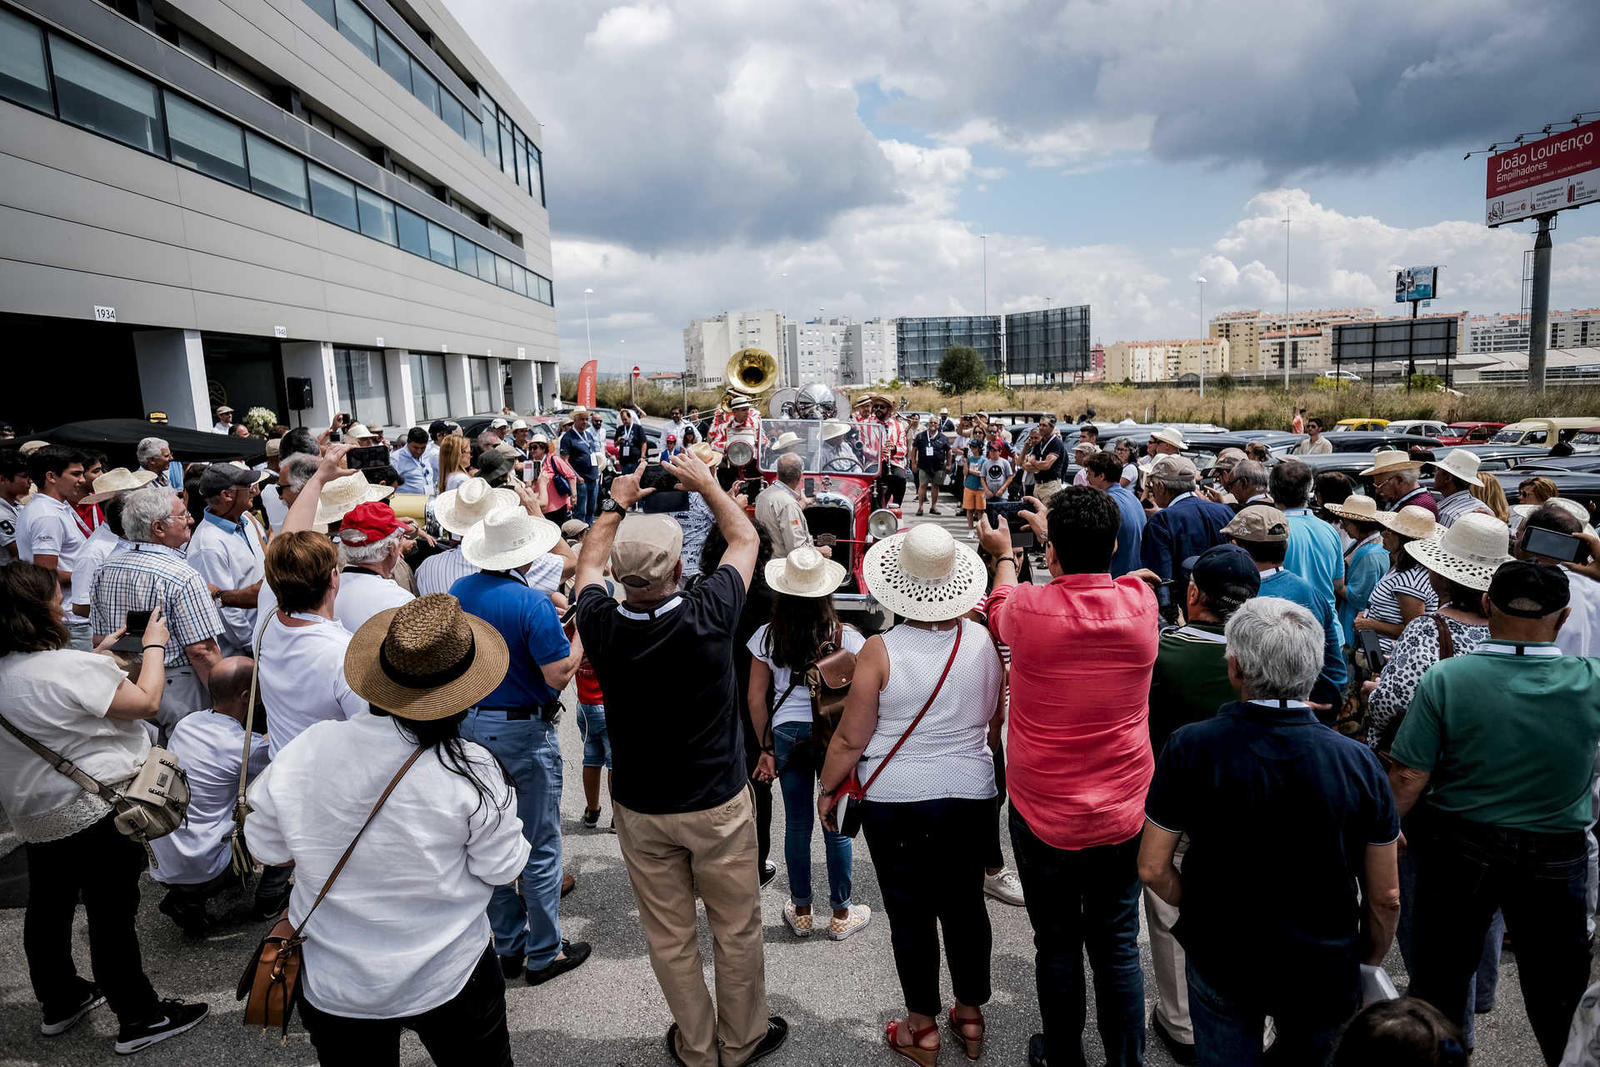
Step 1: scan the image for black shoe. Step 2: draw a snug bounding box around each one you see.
[759,861,778,889]
[157,895,209,939]
[498,954,524,980]
[744,1016,789,1065]
[1028,1032,1048,1067]
[525,940,592,986]
[1151,1012,1198,1065]
[114,1000,208,1055]
[665,1023,690,1067]
[41,984,105,1036]
[582,807,601,828]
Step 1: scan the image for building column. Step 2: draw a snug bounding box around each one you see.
[507,360,537,413]
[541,363,561,410]
[384,349,415,430]
[444,353,471,414]
[133,329,208,430]
[280,341,336,432]
[486,357,504,411]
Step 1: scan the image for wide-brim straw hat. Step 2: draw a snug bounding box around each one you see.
[344,595,508,720]
[822,421,853,442]
[863,524,987,622]
[1359,449,1425,477]
[1404,512,1512,591]
[1513,498,1598,537]
[1149,426,1187,449]
[1373,504,1442,541]
[83,467,158,504]
[1426,450,1486,486]
[765,546,847,598]
[689,442,724,466]
[771,431,806,452]
[312,471,395,526]
[434,477,519,537]
[460,504,561,571]
[1323,494,1382,523]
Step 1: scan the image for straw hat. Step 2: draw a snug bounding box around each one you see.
[689,442,724,466]
[770,431,805,453]
[82,467,158,504]
[344,594,509,720]
[821,421,853,442]
[1149,426,1187,449]
[863,524,987,622]
[1359,449,1424,477]
[460,505,561,572]
[1404,512,1512,591]
[1426,450,1485,486]
[1513,498,1598,538]
[856,393,894,410]
[1323,494,1382,523]
[312,470,395,526]
[765,546,846,598]
[1372,504,1441,541]
[434,477,519,537]
[346,423,376,441]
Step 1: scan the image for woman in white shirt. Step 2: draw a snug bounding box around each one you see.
[749,548,870,942]
[0,566,209,1054]
[246,593,529,1064]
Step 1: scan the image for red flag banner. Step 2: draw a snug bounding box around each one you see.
[577,360,598,408]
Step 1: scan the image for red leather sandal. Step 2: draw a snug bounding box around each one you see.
[885,1018,940,1067]
[946,1007,986,1060]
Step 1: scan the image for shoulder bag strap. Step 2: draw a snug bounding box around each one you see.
[1431,614,1456,660]
[234,614,272,825]
[0,712,122,803]
[860,622,964,796]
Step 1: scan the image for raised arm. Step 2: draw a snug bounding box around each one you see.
[667,452,756,589]
[283,444,350,533]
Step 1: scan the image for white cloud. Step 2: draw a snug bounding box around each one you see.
[584,4,675,56]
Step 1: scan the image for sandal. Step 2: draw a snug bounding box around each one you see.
[946,1007,985,1060]
[886,1018,940,1067]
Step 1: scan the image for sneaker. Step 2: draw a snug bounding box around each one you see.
[744,1016,789,1065]
[827,903,872,941]
[582,807,600,828]
[916,506,925,516]
[968,528,978,540]
[1028,1032,1048,1067]
[525,940,592,986]
[983,867,1025,906]
[498,954,524,980]
[782,901,814,937]
[929,506,944,516]
[41,985,104,1036]
[114,1000,208,1055]
[759,861,778,889]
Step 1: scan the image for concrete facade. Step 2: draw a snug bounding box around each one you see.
[683,309,782,388]
[1104,338,1230,383]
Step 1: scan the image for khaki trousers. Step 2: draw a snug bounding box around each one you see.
[1143,834,1192,1043]
[614,788,768,1067]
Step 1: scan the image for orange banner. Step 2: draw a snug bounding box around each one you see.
[576,360,598,408]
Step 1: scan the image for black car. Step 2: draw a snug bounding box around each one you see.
[1320,431,1442,454]
[1491,470,1600,524]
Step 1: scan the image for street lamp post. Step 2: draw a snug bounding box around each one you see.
[1196,276,1207,399]
[582,288,594,363]
[1282,208,1291,390]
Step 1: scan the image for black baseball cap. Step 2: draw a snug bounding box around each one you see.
[428,419,451,437]
[1182,544,1262,602]
[1488,560,1570,618]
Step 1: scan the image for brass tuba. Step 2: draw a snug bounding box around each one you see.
[721,347,778,411]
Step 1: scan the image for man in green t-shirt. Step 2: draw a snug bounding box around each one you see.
[1388,560,1600,1063]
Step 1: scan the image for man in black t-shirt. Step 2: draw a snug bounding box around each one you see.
[1022,415,1069,504]
[574,452,787,1067]
[911,424,950,516]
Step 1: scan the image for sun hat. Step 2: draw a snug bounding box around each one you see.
[346,423,376,441]
[570,407,588,420]
[821,421,852,442]
[560,518,589,540]
[214,405,233,415]
[1405,512,1512,591]
[476,450,515,485]
[1222,504,1290,544]
[1549,497,1597,535]
[1426,450,1485,487]
[460,504,561,571]
[1208,447,1247,473]
[490,417,510,430]
[1149,426,1187,449]
[689,442,724,466]
[1359,449,1425,478]
[1073,440,1097,454]
[1323,494,1382,523]
[343,594,509,720]
[771,431,805,453]
[337,501,405,546]
[857,393,894,408]
[434,477,519,537]
[312,470,395,526]
[1372,505,1441,541]
[728,396,755,412]
[266,438,282,458]
[862,524,987,622]
[558,415,575,428]
[610,513,683,589]
[1147,454,1199,482]
[510,419,528,431]
[18,440,48,455]
[82,467,158,504]
[765,546,847,598]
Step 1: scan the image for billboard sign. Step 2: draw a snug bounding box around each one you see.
[1485,120,1600,227]
[1395,266,1438,303]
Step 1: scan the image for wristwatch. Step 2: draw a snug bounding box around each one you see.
[600,497,628,518]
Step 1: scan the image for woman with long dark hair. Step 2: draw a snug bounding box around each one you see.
[749,548,870,940]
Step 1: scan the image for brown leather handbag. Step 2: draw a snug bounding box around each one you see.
[237,748,423,1039]
[806,625,857,755]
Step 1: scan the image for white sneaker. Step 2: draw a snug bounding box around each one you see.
[783,901,814,937]
[983,868,1025,906]
[968,528,978,540]
[828,903,872,941]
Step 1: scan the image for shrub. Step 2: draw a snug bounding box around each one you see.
[937,345,989,394]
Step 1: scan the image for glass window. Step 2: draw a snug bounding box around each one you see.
[409,353,449,419]
[495,255,513,289]
[0,8,52,113]
[513,264,529,298]
[498,116,514,177]
[537,275,553,304]
[308,163,359,230]
[474,242,495,283]
[334,348,392,426]
[396,204,429,257]
[245,131,309,211]
[164,94,246,187]
[304,0,335,24]
[426,221,455,268]
[453,234,477,276]
[356,186,396,244]
[527,143,544,204]
[375,26,410,89]
[439,91,464,138]
[462,113,483,156]
[409,58,439,116]
[49,36,165,155]
[469,357,493,412]
[333,0,377,63]
[512,129,525,185]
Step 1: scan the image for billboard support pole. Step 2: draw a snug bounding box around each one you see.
[1529,213,1554,394]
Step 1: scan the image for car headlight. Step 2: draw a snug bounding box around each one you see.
[867,509,899,541]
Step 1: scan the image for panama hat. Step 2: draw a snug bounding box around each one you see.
[346,423,377,441]
[821,421,853,442]
[1405,512,1512,591]
[1359,449,1424,477]
[857,393,894,410]
[312,470,394,526]
[1373,504,1441,541]
[1323,494,1382,523]
[460,505,561,572]
[82,467,158,504]
[770,431,805,453]
[1426,450,1486,487]
[688,442,724,467]
[344,594,509,721]
[434,477,518,537]
[765,546,846,598]
[863,524,987,622]
[1149,427,1187,449]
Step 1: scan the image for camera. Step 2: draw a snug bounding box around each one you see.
[347,445,391,471]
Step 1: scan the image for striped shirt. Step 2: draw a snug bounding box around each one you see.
[89,543,223,666]
[1364,563,1438,656]
[1436,490,1491,528]
[415,546,564,599]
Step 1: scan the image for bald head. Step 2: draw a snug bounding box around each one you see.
[209,656,255,720]
[776,452,804,486]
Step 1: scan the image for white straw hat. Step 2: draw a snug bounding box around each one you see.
[346,423,375,440]
[82,467,158,504]
[312,470,395,526]
[1323,494,1381,523]
[460,504,561,571]
[1372,504,1441,541]
[822,421,852,442]
[863,524,988,622]
[1359,450,1424,477]
[1149,426,1187,449]
[1404,511,1512,591]
[434,477,519,538]
[770,431,806,453]
[1426,450,1485,486]
[765,546,847,598]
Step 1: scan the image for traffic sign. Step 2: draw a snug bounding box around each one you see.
[632,365,640,378]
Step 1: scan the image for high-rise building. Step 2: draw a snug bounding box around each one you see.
[1467,309,1600,353]
[773,316,896,388]
[897,315,1002,383]
[683,309,782,387]
[0,0,558,431]
[1209,308,1373,373]
[1103,339,1229,383]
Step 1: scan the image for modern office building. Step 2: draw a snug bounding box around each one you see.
[683,309,782,388]
[896,315,1002,383]
[0,0,558,433]
[1002,305,1091,382]
[776,315,895,388]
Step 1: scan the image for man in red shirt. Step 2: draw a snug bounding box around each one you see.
[979,487,1161,1067]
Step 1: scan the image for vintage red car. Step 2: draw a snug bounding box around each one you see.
[1436,421,1506,445]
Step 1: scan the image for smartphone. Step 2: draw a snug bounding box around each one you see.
[1355,629,1386,674]
[112,609,154,653]
[339,412,352,428]
[347,444,391,470]
[804,477,816,497]
[328,430,343,443]
[126,609,152,634]
[1524,525,1584,563]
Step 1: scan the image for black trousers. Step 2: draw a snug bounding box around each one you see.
[985,740,1008,871]
[24,813,160,1024]
[861,797,993,1016]
[299,945,513,1067]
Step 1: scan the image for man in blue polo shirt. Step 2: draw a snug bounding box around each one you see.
[559,412,598,523]
[452,505,587,986]
[1082,450,1146,578]
[1390,561,1600,1064]
[1139,597,1399,1067]
[1271,458,1343,641]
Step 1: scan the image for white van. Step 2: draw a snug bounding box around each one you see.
[1491,417,1600,446]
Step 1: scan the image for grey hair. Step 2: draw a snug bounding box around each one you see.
[1153,475,1196,496]
[280,453,319,492]
[1230,460,1268,494]
[338,530,401,566]
[121,484,176,543]
[1224,597,1323,701]
[1390,467,1420,487]
[776,452,804,485]
[135,437,168,464]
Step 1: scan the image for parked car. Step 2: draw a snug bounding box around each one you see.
[1322,431,1442,454]
[1322,370,1362,382]
[1491,417,1600,447]
[1386,419,1452,439]
[1428,444,1555,473]
[1569,426,1600,454]
[1182,433,1303,470]
[1332,418,1390,432]
[1436,421,1506,445]
[1511,454,1600,475]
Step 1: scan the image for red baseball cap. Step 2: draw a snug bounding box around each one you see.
[338,501,404,545]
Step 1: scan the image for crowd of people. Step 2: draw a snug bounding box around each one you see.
[1,396,1599,1067]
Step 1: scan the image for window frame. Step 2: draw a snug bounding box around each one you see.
[162,91,247,188]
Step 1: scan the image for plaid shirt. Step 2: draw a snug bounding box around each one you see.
[90,543,224,667]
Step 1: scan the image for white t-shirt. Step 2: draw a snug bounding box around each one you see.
[260,483,289,533]
[187,514,267,655]
[0,496,19,558]
[0,649,143,843]
[334,569,415,635]
[17,494,88,620]
[245,713,529,1018]
[1558,572,1600,658]
[747,624,867,730]
[445,471,469,492]
[259,613,368,758]
[149,710,269,885]
[70,523,125,611]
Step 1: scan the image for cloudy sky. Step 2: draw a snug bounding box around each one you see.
[445,0,1600,374]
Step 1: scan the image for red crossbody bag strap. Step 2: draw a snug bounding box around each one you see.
[859,622,963,795]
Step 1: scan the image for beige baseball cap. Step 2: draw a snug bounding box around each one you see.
[610,514,684,589]
[1147,454,1199,481]
[1222,504,1291,543]
[1208,447,1247,472]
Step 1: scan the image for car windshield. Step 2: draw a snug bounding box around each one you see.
[1492,427,1525,443]
[756,418,883,475]
[1572,432,1600,446]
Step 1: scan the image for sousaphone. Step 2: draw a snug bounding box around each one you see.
[720,347,778,411]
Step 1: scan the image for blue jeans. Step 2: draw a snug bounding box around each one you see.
[772,722,852,910]
[1008,805,1144,1067]
[576,703,611,769]
[458,711,564,970]
[1186,958,1357,1067]
[579,477,601,523]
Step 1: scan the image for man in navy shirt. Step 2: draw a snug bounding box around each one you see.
[1141,455,1234,622]
[452,505,586,986]
[559,413,598,523]
[1083,450,1146,578]
[1139,597,1400,1067]
[615,407,647,475]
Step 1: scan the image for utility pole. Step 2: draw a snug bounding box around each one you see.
[1283,206,1291,389]
[1529,214,1554,394]
[980,234,989,316]
[1197,276,1207,399]
[582,288,594,362]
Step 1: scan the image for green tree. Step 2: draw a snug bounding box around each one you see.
[937,345,988,395]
